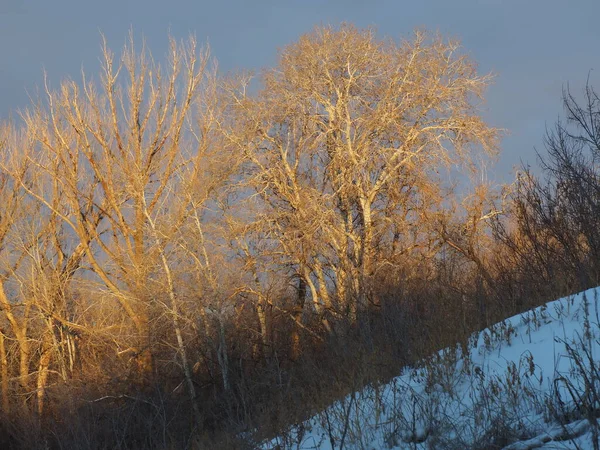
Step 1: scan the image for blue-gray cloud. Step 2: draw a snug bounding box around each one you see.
[0,0,25,14]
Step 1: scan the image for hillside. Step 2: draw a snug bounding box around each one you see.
[263,289,600,449]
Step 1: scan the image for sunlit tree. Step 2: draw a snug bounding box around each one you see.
[223,24,499,327]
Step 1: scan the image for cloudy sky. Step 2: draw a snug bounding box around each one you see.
[1,0,598,181]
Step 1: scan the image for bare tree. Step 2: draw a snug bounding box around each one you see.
[222,25,498,332]
[496,81,600,305]
[16,31,215,398]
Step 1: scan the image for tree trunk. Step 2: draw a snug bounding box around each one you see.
[314,259,332,310]
[256,296,270,359]
[358,198,374,315]
[291,275,307,360]
[135,317,154,381]
[0,330,9,414]
[216,315,230,392]
[36,335,53,416]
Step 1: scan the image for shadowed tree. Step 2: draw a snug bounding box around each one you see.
[495,82,600,306]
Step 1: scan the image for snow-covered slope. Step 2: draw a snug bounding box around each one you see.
[263,288,600,449]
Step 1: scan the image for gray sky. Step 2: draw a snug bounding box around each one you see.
[1,0,598,181]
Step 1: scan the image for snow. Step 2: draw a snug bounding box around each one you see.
[262,288,600,449]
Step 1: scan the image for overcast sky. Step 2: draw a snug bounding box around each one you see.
[1,0,598,181]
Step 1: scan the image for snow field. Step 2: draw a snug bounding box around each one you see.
[264,288,600,449]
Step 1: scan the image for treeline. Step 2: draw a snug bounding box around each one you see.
[0,24,597,449]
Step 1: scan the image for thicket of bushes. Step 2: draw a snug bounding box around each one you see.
[0,24,598,449]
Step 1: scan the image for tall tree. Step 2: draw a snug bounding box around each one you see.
[18,33,213,381]
[223,24,498,326]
